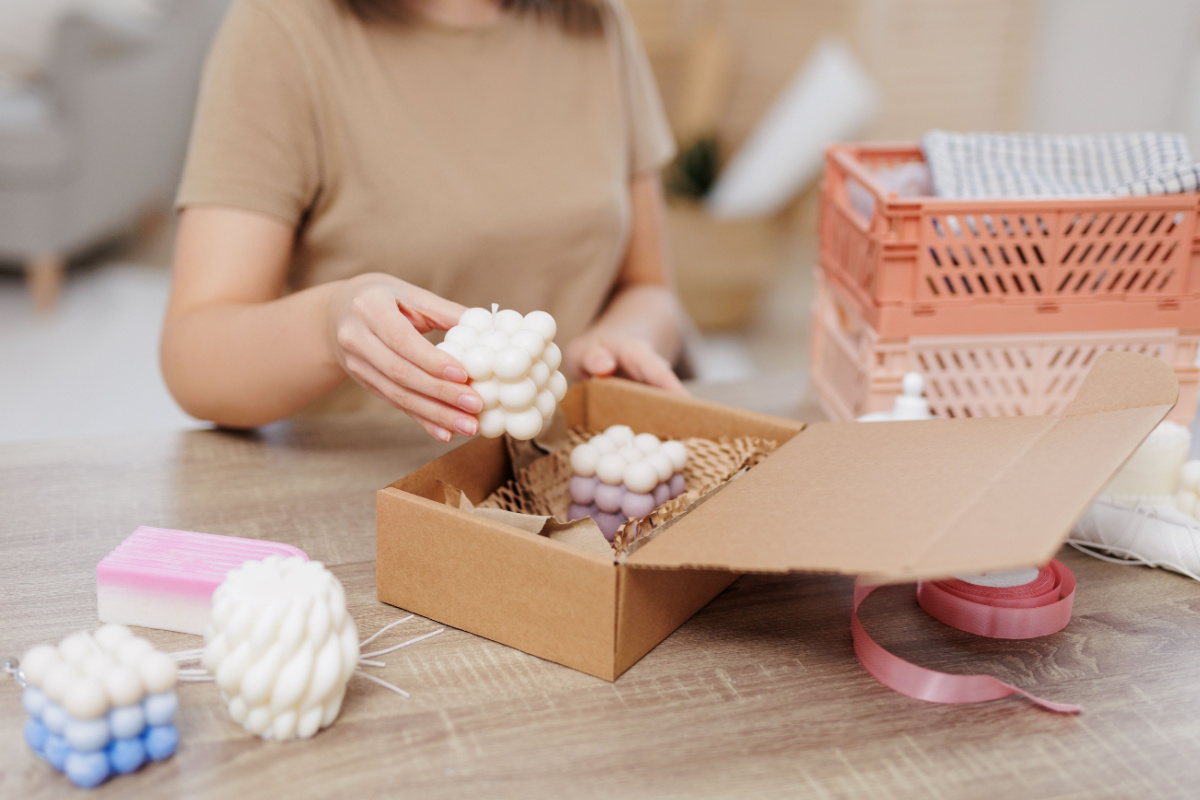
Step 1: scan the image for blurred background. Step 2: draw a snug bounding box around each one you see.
[2,0,1199,442]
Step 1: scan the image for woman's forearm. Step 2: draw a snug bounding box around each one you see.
[561,173,689,392]
[160,282,345,428]
[163,208,478,438]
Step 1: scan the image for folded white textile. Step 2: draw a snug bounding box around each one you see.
[1070,494,1200,582]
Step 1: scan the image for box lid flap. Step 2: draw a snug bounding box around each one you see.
[626,352,1178,581]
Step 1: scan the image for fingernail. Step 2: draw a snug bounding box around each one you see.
[589,352,615,372]
[444,366,468,383]
[455,417,477,436]
[434,427,452,442]
[459,394,483,413]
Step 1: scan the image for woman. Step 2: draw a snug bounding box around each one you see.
[161,0,687,443]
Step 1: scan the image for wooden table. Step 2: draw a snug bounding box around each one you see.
[3,379,1200,799]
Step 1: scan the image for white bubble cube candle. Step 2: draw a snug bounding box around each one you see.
[1105,420,1193,509]
[20,625,179,789]
[201,556,359,742]
[436,305,567,441]
[857,372,934,422]
[567,425,689,542]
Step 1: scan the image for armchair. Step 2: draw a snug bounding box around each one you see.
[0,0,229,309]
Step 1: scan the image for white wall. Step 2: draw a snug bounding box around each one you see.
[1026,0,1200,152]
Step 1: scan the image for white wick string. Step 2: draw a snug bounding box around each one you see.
[358,615,414,648]
[164,617,443,693]
[354,624,444,697]
[353,670,410,697]
[168,648,215,683]
[170,649,205,661]
[1067,538,1200,582]
[361,628,443,660]
[4,656,24,688]
[176,673,215,683]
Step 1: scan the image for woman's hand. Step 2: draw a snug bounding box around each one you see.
[561,174,687,395]
[326,273,483,442]
[566,333,687,395]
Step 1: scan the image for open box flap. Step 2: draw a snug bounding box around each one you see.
[626,352,1178,581]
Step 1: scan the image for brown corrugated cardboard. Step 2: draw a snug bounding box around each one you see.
[377,352,1177,680]
[627,352,1177,580]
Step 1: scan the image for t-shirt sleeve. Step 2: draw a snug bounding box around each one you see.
[176,0,321,225]
[604,0,677,176]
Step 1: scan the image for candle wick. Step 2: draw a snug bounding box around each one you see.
[3,656,24,688]
[354,670,410,697]
[359,628,443,660]
[357,614,413,648]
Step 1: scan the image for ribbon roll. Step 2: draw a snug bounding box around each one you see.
[851,560,1081,714]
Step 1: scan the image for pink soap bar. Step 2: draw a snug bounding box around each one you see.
[96,526,307,635]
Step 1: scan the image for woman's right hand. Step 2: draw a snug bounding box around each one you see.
[326,273,481,442]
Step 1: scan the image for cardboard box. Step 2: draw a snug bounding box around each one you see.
[377,352,1178,681]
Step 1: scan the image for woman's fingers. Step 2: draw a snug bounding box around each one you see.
[355,332,482,415]
[576,339,686,394]
[355,287,470,383]
[398,285,470,333]
[577,340,688,394]
[344,353,478,440]
[615,340,688,394]
[360,376,454,443]
[345,355,452,441]
[388,380,478,437]
[580,344,618,377]
[328,278,487,440]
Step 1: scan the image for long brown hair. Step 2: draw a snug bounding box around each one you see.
[338,0,603,34]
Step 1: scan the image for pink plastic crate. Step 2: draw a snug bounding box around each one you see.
[811,272,1199,424]
[819,142,1200,338]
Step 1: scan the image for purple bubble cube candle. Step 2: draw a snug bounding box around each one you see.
[567,425,689,541]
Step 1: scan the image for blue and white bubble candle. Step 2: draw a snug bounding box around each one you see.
[19,625,179,789]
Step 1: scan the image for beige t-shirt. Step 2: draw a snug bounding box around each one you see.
[178,0,675,352]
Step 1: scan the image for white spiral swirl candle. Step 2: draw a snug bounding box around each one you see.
[201,556,359,742]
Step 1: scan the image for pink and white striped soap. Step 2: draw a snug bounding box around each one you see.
[96,527,307,635]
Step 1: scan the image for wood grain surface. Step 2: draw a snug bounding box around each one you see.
[3,380,1199,800]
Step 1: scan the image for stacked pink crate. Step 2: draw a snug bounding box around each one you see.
[813,143,1200,423]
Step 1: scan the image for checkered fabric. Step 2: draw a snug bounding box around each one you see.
[921,130,1200,198]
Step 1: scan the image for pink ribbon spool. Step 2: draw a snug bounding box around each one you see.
[851,560,1081,714]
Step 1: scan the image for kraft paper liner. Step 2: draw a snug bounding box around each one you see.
[435,481,615,558]
[475,428,778,556]
[852,560,1081,714]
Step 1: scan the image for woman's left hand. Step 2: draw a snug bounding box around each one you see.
[566,334,687,395]
[564,173,687,395]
